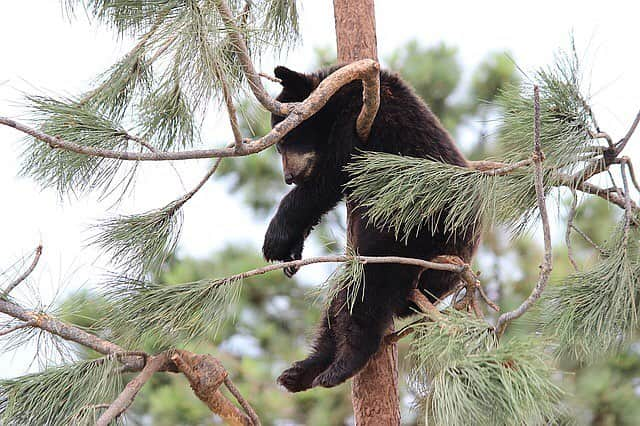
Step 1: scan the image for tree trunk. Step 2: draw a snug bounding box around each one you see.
[333,1,401,424]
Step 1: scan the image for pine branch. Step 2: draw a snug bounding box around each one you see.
[410,310,563,425]
[1,59,381,160]
[495,86,553,335]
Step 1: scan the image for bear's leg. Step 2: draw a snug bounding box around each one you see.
[312,263,417,388]
[277,310,337,392]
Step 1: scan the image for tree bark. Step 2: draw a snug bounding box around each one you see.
[333,0,378,63]
[333,1,400,424]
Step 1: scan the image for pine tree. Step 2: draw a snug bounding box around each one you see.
[1,1,640,425]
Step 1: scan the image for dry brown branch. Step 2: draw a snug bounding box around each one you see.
[566,189,580,271]
[495,86,553,336]
[172,350,255,426]
[96,353,171,426]
[2,245,42,297]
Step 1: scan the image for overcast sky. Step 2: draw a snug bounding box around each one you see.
[1,0,639,377]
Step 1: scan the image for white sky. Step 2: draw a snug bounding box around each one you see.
[1,0,639,377]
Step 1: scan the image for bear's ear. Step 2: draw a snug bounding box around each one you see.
[274,66,309,91]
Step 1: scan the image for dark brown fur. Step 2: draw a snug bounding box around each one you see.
[263,65,480,391]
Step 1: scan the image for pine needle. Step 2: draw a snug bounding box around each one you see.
[345,152,541,241]
[314,246,365,315]
[100,274,242,347]
[410,310,564,426]
[541,224,640,362]
[20,95,137,199]
[88,200,183,276]
[496,45,600,174]
[0,357,123,426]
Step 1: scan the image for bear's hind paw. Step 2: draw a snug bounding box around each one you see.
[277,361,322,393]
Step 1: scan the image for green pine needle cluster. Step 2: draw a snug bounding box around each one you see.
[101,274,242,346]
[316,247,365,315]
[63,1,181,37]
[139,79,198,150]
[345,152,539,240]
[88,200,184,276]
[410,310,563,426]
[84,48,153,119]
[541,224,640,362]
[0,357,123,426]
[20,95,137,198]
[497,47,598,173]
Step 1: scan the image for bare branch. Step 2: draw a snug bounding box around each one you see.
[2,244,42,297]
[223,254,465,285]
[571,224,606,254]
[565,189,580,271]
[356,61,380,141]
[495,86,553,336]
[615,108,640,154]
[96,353,171,426]
[409,289,444,321]
[625,158,640,194]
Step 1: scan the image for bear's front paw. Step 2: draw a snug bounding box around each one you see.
[262,229,296,262]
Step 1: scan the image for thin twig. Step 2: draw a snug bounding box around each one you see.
[224,377,261,426]
[565,189,580,271]
[615,108,640,154]
[571,225,606,254]
[495,86,553,336]
[96,353,170,426]
[620,158,633,243]
[626,159,640,195]
[222,254,466,285]
[2,244,42,297]
[0,320,35,337]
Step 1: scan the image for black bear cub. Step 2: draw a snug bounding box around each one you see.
[263,65,480,392]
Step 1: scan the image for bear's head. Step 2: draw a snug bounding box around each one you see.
[270,66,330,185]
